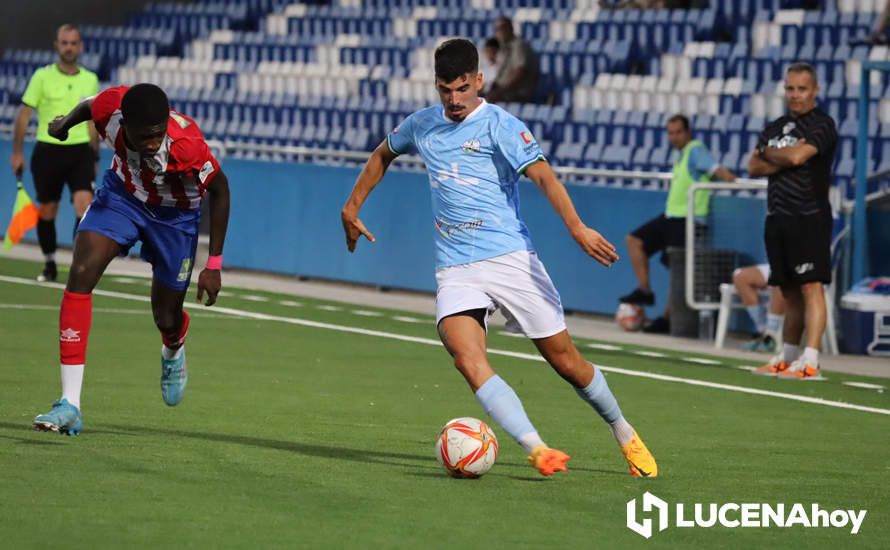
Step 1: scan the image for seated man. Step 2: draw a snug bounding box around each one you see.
[486,16,539,104]
[619,114,736,334]
[733,263,785,352]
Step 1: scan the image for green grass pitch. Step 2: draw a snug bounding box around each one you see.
[0,257,887,548]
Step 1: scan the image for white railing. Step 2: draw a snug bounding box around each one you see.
[684,180,768,312]
[0,124,678,186]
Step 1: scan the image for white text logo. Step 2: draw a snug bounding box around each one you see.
[626,492,867,538]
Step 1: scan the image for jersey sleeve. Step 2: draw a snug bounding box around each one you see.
[170,129,221,189]
[90,86,128,137]
[386,113,418,155]
[21,69,44,109]
[689,145,719,176]
[804,116,838,156]
[493,112,546,174]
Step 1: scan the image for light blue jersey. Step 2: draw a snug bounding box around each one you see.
[387,100,546,268]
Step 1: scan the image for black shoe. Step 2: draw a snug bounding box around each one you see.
[642,316,670,334]
[37,261,57,283]
[619,287,655,306]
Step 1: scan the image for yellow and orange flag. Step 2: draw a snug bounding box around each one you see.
[3,182,39,251]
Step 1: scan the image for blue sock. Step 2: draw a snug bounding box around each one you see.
[475,375,542,450]
[575,365,623,424]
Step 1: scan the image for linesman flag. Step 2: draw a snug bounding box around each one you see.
[3,182,39,251]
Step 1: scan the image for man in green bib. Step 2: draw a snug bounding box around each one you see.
[620,114,736,334]
[9,24,99,282]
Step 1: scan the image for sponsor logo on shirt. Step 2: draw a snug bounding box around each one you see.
[782,121,796,135]
[768,135,798,149]
[199,160,215,183]
[460,138,481,154]
[434,216,484,240]
[520,131,535,144]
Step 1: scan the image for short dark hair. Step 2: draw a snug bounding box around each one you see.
[786,62,817,83]
[121,83,169,127]
[484,37,499,50]
[56,24,81,39]
[667,114,690,131]
[434,39,479,83]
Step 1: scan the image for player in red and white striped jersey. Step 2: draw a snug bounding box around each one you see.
[32,84,230,435]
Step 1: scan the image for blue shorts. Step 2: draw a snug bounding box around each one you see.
[78,171,201,291]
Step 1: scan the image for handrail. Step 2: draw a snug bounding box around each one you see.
[684,180,768,312]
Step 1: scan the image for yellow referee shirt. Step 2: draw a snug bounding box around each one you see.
[21,63,99,146]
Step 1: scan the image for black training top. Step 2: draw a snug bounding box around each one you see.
[757,107,838,216]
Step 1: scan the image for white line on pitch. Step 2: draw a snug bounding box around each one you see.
[588,343,623,351]
[352,310,383,317]
[1,274,888,417]
[634,350,668,358]
[683,357,722,365]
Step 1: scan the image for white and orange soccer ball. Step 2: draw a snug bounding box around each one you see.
[615,302,644,331]
[435,417,499,478]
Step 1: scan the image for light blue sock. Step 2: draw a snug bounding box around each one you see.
[746,305,767,334]
[575,365,623,424]
[475,375,542,451]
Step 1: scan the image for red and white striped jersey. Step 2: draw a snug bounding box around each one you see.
[92,86,220,210]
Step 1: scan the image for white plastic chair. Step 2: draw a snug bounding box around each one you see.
[714,282,838,354]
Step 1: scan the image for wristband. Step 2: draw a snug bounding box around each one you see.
[205,255,222,270]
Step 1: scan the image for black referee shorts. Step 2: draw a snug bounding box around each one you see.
[30,142,95,204]
[630,214,706,267]
[764,212,832,287]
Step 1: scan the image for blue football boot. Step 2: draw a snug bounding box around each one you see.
[33,398,82,436]
[161,345,188,406]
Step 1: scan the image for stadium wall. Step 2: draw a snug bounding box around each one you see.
[0,139,805,316]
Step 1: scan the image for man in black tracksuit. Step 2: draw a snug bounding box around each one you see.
[748,62,838,380]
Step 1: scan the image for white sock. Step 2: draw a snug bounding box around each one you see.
[801,347,819,365]
[60,364,84,409]
[162,345,184,360]
[766,313,783,338]
[518,432,547,453]
[746,305,767,334]
[610,416,635,447]
[782,343,800,363]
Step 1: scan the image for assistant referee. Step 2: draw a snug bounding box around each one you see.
[748,62,838,380]
[10,24,99,282]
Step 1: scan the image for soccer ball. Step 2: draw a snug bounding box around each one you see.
[615,302,644,331]
[435,417,499,478]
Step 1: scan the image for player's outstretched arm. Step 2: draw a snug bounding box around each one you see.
[47,97,94,143]
[197,169,230,306]
[341,139,398,252]
[525,160,619,267]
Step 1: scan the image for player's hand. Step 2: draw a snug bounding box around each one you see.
[341,209,375,252]
[196,268,221,306]
[47,116,69,141]
[571,226,619,267]
[10,151,24,179]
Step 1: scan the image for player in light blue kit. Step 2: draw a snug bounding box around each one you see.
[341,39,657,477]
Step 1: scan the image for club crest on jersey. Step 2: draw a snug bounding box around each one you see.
[460,138,481,154]
[782,121,796,135]
[520,131,535,144]
[143,156,163,173]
